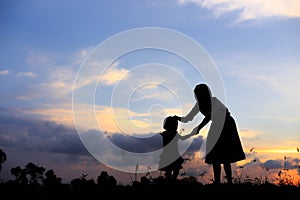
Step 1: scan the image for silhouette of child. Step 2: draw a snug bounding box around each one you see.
[158,116,195,182]
[175,84,246,184]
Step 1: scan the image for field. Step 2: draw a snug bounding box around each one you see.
[1,174,300,198]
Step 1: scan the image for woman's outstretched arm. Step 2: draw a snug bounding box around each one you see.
[178,132,196,140]
[191,115,210,135]
[174,103,199,123]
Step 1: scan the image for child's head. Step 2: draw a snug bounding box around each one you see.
[163,116,178,131]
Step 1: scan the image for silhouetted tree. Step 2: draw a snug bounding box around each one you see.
[25,162,45,185]
[140,175,151,185]
[43,169,62,188]
[97,171,108,183]
[0,148,6,172]
[107,175,117,187]
[151,175,165,185]
[97,171,117,187]
[71,173,95,190]
[10,166,28,185]
[10,162,46,186]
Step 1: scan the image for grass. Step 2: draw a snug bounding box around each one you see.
[1,174,300,199]
[1,147,300,197]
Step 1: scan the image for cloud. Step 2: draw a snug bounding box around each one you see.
[11,106,75,128]
[101,66,130,86]
[12,47,112,103]
[130,93,163,102]
[184,136,204,156]
[0,108,88,156]
[0,70,10,75]
[6,48,127,104]
[17,71,37,77]
[107,133,203,155]
[4,102,186,135]
[95,106,154,133]
[39,65,78,99]
[178,0,300,22]
[84,61,130,87]
[15,101,198,137]
[0,106,202,162]
[239,129,263,140]
[228,64,300,126]
[238,66,300,99]
[95,104,199,134]
[1,50,80,103]
[1,107,299,184]
[263,159,282,169]
[107,133,162,153]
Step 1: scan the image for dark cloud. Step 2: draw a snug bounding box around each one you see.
[184,136,203,155]
[0,107,204,181]
[107,132,203,155]
[0,107,203,157]
[263,160,282,169]
[0,107,88,156]
[263,158,296,170]
[107,133,162,153]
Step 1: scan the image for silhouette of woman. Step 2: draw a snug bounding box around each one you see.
[158,116,195,182]
[175,84,246,184]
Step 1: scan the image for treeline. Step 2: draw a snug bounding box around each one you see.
[1,148,300,197]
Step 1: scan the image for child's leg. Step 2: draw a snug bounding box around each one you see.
[223,163,232,184]
[213,163,221,184]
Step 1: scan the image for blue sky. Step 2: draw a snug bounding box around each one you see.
[0,0,300,184]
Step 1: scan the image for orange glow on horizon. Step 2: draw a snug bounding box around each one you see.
[254,147,300,154]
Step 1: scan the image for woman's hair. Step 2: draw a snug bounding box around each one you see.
[194,84,212,99]
[163,116,178,131]
[194,84,212,114]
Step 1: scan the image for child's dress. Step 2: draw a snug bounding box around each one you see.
[158,130,184,171]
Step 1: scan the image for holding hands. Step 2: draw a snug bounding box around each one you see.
[173,115,200,136]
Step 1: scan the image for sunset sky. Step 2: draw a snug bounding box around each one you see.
[1,0,300,185]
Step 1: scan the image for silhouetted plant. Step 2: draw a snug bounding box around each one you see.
[70,173,96,191]
[10,166,28,185]
[0,148,7,182]
[180,175,198,184]
[97,171,117,187]
[25,162,45,185]
[43,169,62,188]
[140,175,151,185]
[0,148,6,172]
[1,149,300,196]
[10,162,46,186]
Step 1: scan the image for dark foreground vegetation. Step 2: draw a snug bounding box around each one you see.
[1,149,300,198]
[1,171,300,199]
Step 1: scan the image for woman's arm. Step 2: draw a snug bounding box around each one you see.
[175,103,199,123]
[178,132,196,140]
[191,115,210,135]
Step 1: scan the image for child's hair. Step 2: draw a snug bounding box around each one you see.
[163,116,178,131]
